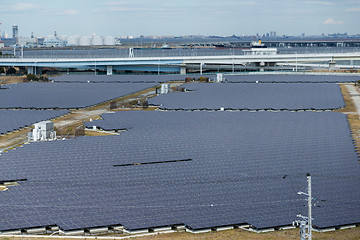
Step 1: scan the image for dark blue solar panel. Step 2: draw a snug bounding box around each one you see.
[0,109,69,135]
[224,74,360,83]
[50,74,212,83]
[0,111,359,231]
[0,82,156,109]
[148,83,345,110]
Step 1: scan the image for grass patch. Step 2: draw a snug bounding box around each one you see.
[85,86,157,111]
[0,75,26,85]
[1,227,359,240]
[84,130,116,136]
[134,227,360,240]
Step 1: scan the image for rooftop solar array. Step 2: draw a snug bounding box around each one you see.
[148,83,345,110]
[224,74,360,83]
[50,74,213,83]
[1,111,359,232]
[0,109,69,135]
[0,82,156,109]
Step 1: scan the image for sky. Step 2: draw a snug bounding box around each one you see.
[0,0,359,38]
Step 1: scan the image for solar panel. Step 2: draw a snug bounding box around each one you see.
[224,74,360,83]
[0,109,69,135]
[50,74,214,83]
[0,111,359,232]
[148,83,345,110]
[0,82,156,109]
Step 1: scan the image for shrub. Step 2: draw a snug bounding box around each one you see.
[27,74,38,81]
[6,67,16,75]
[38,75,49,82]
[198,76,209,82]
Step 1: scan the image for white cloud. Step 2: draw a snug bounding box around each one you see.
[345,7,360,12]
[11,3,39,11]
[304,1,334,6]
[62,9,78,15]
[323,18,344,24]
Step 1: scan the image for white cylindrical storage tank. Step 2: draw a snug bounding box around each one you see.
[79,36,92,46]
[67,35,80,46]
[92,36,104,46]
[60,35,68,46]
[60,35,68,41]
[104,36,115,46]
[44,35,54,41]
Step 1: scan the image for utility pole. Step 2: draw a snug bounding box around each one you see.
[294,173,312,240]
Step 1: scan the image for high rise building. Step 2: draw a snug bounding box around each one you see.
[12,25,18,39]
[270,31,277,37]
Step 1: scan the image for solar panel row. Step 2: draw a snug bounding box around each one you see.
[50,74,212,83]
[50,74,359,83]
[224,74,360,83]
[0,109,69,135]
[148,83,345,110]
[0,111,359,232]
[0,82,156,109]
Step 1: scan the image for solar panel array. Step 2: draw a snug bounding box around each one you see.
[50,74,213,83]
[224,74,360,83]
[0,82,156,109]
[1,111,359,232]
[0,109,69,135]
[148,83,345,110]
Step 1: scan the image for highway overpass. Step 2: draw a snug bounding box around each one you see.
[0,52,360,75]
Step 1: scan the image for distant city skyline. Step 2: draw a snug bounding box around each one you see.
[0,0,359,38]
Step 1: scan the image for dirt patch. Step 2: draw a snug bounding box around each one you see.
[347,114,360,151]
[84,130,117,136]
[86,86,157,111]
[135,228,360,240]
[0,128,30,150]
[336,84,357,113]
[0,76,26,85]
[335,84,360,152]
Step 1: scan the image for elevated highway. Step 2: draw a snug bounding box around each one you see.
[0,52,360,74]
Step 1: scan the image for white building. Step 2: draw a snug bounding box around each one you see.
[43,37,67,47]
[243,48,278,56]
[17,37,38,48]
[30,121,56,142]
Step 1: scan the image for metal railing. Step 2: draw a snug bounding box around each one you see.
[1,47,359,59]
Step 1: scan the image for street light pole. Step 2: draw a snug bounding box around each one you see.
[295,173,312,240]
[307,173,312,240]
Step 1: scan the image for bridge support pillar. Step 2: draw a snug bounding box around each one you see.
[107,65,113,75]
[329,60,336,71]
[180,64,187,75]
[259,62,265,72]
[27,66,34,75]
